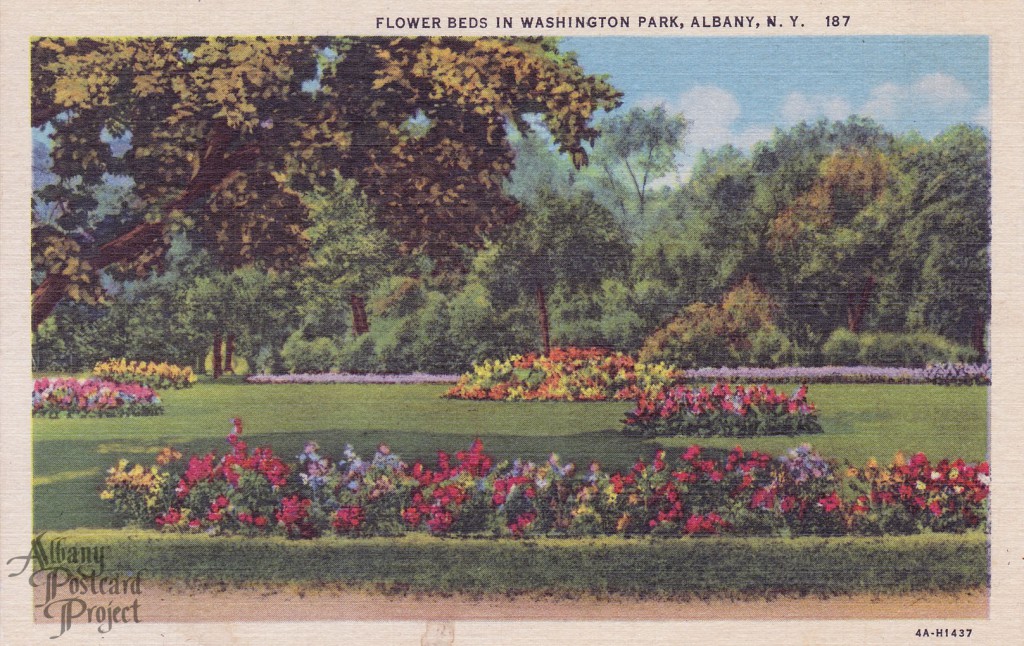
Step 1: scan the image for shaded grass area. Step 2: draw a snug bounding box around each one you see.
[33,382,987,531]
[36,529,988,598]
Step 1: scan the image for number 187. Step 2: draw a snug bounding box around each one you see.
[826,16,851,26]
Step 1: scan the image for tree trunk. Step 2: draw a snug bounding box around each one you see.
[30,120,261,330]
[349,293,370,336]
[535,283,551,355]
[212,331,223,380]
[225,333,236,374]
[846,275,876,334]
[971,311,987,359]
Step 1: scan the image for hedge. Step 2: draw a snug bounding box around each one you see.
[40,529,987,599]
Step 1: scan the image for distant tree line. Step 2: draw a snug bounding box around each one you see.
[30,38,989,374]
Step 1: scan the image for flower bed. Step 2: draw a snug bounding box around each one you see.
[682,363,990,386]
[246,372,460,385]
[623,383,823,438]
[444,347,679,401]
[93,358,197,389]
[102,420,988,539]
[33,377,164,418]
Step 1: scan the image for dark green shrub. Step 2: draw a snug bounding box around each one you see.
[281,332,340,373]
[858,332,976,367]
[822,328,860,365]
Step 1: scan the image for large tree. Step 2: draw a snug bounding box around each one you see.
[589,104,687,237]
[898,125,991,354]
[30,36,621,329]
[486,189,629,354]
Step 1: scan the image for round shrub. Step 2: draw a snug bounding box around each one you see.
[747,327,797,367]
[638,279,779,369]
[281,332,340,374]
[822,329,861,365]
[857,332,976,368]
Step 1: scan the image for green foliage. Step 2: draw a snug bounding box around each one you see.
[334,334,377,374]
[31,36,622,327]
[31,105,991,374]
[590,104,688,237]
[747,328,798,367]
[281,332,340,374]
[49,529,988,597]
[638,279,781,368]
[857,332,977,368]
[822,329,861,365]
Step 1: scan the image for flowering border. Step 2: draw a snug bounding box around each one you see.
[102,419,988,540]
[33,377,163,418]
[93,358,197,389]
[623,383,823,438]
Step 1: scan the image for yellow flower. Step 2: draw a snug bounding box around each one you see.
[893,451,906,468]
[616,513,631,532]
[572,504,594,518]
[99,490,114,500]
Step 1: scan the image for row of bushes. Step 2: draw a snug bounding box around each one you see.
[103,421,988,540]
[820,329,978,368]
[282,327,977,378]
[636,281,980,370]
[50,529,989,598]
[641,326,977,371]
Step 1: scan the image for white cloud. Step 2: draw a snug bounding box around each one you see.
[861,74,974,127]
[914,73,971,106]
[861,82,904,120]
[673,85,741,153]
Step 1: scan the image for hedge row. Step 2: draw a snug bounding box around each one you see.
[45,530,987,598]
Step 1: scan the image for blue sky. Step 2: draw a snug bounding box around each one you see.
[562,36,989,174]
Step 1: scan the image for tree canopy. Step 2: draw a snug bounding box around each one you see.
[30,36,621,328]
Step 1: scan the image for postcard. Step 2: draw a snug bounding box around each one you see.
[2,1,1022,644]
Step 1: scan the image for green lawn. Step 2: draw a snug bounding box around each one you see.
[32,381,988,531]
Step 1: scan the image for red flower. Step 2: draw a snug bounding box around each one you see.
[818,492,841,513]
[333,506,365,533]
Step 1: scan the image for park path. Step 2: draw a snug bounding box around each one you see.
[34,582,987,622]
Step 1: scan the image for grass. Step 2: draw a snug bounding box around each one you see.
[28,529,988,598]
[32,381,988,531]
